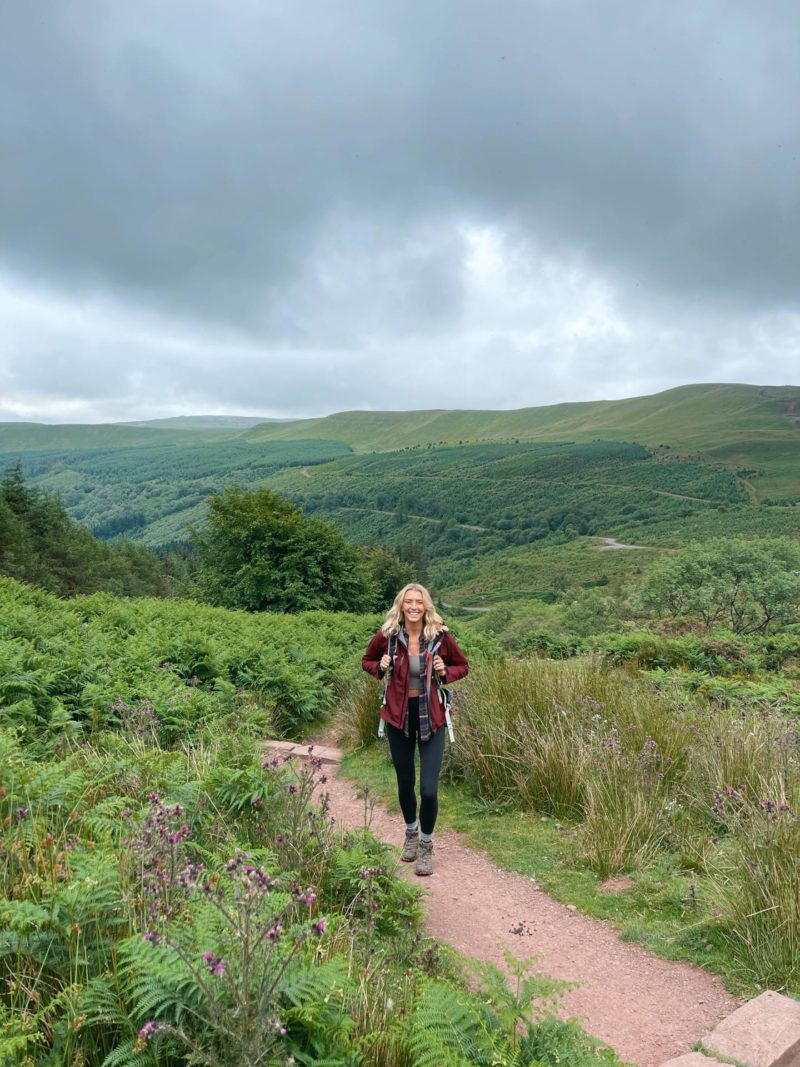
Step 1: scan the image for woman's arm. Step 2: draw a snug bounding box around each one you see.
[362,631,388,679]
[439,633,469,684]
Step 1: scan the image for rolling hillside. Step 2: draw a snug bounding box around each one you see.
[242,383,800,500]
[242,383,799,451]
[1,385,797,585]
[0,421,248,451]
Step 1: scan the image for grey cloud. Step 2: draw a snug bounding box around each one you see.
[1,1,799,422]
[2,0,800,334]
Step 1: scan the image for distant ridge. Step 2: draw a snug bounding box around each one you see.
[0,423,248,451]
[242,383,800,455]
[2,385,798,483]
[123,415,292,430]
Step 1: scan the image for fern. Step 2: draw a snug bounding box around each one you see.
[101,1037,152,1067]
[406,977,509,1067]
[280,958,347,1007]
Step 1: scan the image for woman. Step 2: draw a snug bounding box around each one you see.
[362,583,469,876]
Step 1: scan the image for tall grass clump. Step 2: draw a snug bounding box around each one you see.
[451,656,691,823]
[709,799,799,989]
[448,658,596,814]
[337,673,384,750]
[574,731,671,879]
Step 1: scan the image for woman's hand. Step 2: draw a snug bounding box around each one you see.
[433,654,446,678]
[379,653,392,672]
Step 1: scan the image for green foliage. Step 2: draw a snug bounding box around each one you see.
[403,953,617,1067]
[361,545,415,610]
[3,437,352,548]
[0,464,169,597]
[194,487,373,614]
[641,537,800,634]
[709,802,799,989]
[0,576,375,741]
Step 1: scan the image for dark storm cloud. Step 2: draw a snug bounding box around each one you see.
[3,0,799,323]
[1,1,799,421]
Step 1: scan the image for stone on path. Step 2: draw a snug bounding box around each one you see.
[660,1054,729,1067]
[699,991,800,1067]
[263,739,343,765]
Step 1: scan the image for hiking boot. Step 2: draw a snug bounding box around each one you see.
[401,827,419,863]
[415,838,433,876]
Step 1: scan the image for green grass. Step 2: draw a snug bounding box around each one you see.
[340,746,766,1001]
[442,536,664,606]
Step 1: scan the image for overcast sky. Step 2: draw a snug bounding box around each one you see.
[1,1,799,423]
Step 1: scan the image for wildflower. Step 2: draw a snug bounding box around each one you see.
[275,834,286,844]
[302,891,316,907]
[149,792,160,803]
[267,925,283,940]
[139,1020,162,1041]
[312,919,326,936]
[252,795,263,808]
[201,951,226,976]
[287,783,299,796]
[143,931,160,944]
[15,806,28,821]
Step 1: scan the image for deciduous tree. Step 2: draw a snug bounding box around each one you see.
[640,537,800,634]
[195,487,372,613]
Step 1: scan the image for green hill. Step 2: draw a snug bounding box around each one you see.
[2,384,798,586]
[243,383,800,497]
[0,421,248,451]
[243,383,800,454]
[123,415,289,430]
[6,385,799,461]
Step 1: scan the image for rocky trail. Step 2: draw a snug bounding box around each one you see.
[267,738,741,1067]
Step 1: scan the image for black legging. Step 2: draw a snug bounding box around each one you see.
[386,698,446,835]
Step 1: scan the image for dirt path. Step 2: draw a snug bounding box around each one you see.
[595,536,650,550]
[307,747,740,1067]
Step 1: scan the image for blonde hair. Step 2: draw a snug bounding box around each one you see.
[381,583,446,642]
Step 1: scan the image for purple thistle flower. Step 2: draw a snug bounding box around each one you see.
[312,919,326,936]
[139,1020,161,1040]
[201,951,226,976]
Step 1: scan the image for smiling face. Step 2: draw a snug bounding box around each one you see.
[401,589,426,628]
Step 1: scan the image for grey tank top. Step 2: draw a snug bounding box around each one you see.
[408,653,424,689]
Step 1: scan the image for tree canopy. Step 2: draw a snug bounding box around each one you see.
[194,487,373,613]
[640,536,800,634]
[0,464,169,597]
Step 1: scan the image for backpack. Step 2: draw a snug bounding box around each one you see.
[377,633,454,742]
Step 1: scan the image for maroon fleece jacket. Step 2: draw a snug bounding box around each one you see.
[362,629,469,732]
